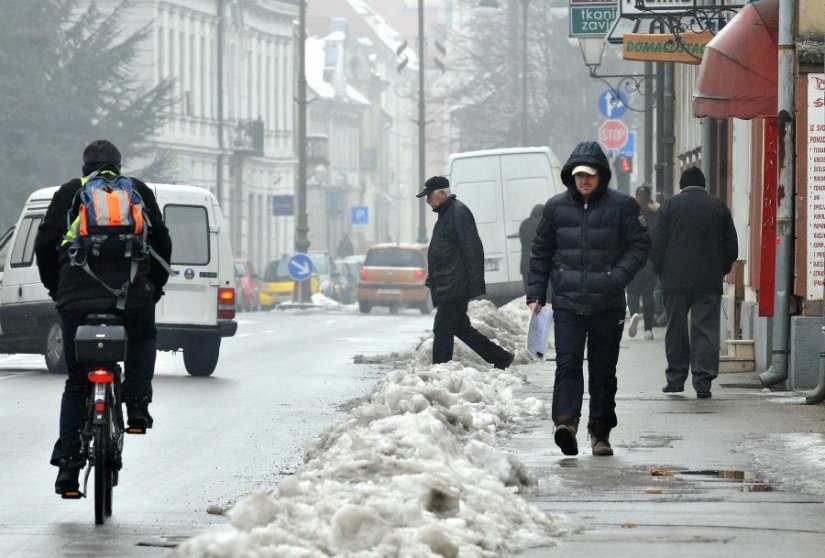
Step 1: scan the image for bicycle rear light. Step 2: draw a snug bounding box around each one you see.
[88,369,114,383]
[218,287,236,319]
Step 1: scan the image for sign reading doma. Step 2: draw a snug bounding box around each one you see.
[622,30,714,64]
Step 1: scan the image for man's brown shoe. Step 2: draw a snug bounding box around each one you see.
[554,424,578,456]
[589,433,614,456]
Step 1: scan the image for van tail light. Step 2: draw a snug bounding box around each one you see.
[414,268,426,282]
[360,268,368,281]
[218,288,236,319]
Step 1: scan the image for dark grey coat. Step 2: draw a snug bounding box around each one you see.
[650,186,738,294]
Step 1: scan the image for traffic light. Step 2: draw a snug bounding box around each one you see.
[618,155,633,174]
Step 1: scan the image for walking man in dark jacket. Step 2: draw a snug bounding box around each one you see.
[417,176,514,369]
[35,140,173,496]
[650,166,738,399]
[527,141,650,456]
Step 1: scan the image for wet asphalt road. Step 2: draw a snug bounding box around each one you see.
[0,306,432,557]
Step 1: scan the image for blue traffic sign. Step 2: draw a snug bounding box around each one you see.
[619,131,636,157]
[598,89,628,119]
[351,205,369,225]
[287,253,314,281]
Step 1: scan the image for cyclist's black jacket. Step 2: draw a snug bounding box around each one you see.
[34,173,173,311]
[426,195,486,305]
[526,141,650,315]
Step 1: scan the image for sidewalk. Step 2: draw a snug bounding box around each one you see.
[508,325,825,557]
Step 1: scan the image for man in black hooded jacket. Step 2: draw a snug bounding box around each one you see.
[527,141,649,457]
[35,139,172,496]
[418,176,514,369]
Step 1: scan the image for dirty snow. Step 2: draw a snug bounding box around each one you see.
[738,433,825,499]
[173,299,572,557]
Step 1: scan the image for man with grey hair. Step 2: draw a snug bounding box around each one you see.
[417,176,514,369]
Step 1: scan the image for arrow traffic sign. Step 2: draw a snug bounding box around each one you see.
[287,253,314,281]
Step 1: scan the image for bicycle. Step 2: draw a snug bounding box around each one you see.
[62,313,136,525]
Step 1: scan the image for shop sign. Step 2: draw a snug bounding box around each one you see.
[622,30,713,64]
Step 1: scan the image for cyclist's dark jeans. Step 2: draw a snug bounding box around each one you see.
[51,303,157,466]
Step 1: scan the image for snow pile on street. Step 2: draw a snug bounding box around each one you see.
[738,433,825,499]
[174,299,572,557]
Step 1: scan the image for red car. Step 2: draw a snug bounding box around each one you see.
[234,258,261,312]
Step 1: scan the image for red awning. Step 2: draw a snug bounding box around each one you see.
[693,0,779,120]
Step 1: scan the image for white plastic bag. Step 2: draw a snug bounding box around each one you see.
[526,306,553,361]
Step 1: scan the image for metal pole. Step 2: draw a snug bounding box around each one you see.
[294,0,311,302]
[521,0,528,146]
[662,62,675,197]
[643,61,653,191]
[216,0,225,207]
[761,0,796,387]
[416,0,427,243]
[654,62,665,200]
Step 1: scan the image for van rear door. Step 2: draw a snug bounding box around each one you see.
[449,155,508,285]
[500,151,558,285]
[152,186,219,328]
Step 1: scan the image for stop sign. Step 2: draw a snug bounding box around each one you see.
[598,119,628,150]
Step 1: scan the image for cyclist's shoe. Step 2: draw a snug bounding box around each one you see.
[55,458,83,498]
[126,398,153,434]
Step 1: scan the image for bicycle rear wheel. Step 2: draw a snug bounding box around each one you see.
[93,423,110,525]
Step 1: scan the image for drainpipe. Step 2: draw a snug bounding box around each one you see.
[760,0,796,387]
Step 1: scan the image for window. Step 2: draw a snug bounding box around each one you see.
[365,248,424,268]
[0,226,15,273]
[263,258,292,282]
[164,205,209,265]
[10,216,41,268]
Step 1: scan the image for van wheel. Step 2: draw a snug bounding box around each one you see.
[183,339,220,377]
[419,296,433,315]
[358,301,372,314]
[45,323,68,375]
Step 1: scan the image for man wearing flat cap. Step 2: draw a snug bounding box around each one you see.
[650,166,738,399]
[418,176,515,370]
[527,140,650,457]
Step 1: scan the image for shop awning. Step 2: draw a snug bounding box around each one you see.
[693,0,779,120]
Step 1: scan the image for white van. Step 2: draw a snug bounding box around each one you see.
[446,147,564,303]
[0,184,237,377]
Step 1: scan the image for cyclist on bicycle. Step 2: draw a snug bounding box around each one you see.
[34,140,173,495]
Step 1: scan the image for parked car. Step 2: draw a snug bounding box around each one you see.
[258,257,320,309]
[357,243,430,314]
[334,255,365,305]
[308,251,348,303]
[234,258,261,312]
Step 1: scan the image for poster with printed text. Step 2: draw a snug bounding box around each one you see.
[807,74,825,299]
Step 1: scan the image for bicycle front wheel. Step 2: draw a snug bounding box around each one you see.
[93,423,110,525]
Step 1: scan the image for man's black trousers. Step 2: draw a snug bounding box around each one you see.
[432,299,510,367]
[552,307,625,433]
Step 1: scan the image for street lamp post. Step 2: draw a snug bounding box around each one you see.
[416,0,427,244]
[519,0,528,146]
[294,0,311,302]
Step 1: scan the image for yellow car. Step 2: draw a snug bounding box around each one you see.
[259,257,320,309]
